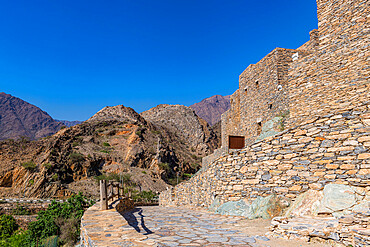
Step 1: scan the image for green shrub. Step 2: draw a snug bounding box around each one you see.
[100,150,109,154]
[28,179,34,186]
[21,161,37,172]
[12,205,31,216]
[158,163,170,172]
[27,193,93,245]
[56,217,78,246]
[191,154,198,159]
[102,142,110,147]
[69,152,84,163]
[191,163,200,170]
[0,214,18,240]
[51,174,58,181]
[141,171,147,174]
[72,142,79,147]
[151,130,160,135]
[131,190,156,203]
[0,230,30,247]
[95,173,135,187]
[43,163,53,170]
[121,174,133,185]
[168,177,183,186]
[135,130,143,137]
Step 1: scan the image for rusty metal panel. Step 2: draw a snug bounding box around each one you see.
[229,136,245,149]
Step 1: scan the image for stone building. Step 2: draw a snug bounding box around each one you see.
[160,1,369,244]
[221,0,369,149]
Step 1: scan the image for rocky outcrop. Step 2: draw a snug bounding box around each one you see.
[88,105,147,125]
[213,195,285,220]
[0,92,63,140]
[270,184,369,246]
[141,104,218,156]
[0,104,219,199]
[190,95,230,126]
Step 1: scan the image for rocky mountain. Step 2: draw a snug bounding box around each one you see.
[141,104,218,155]
[56,120,83,127]
[0,104,219,199]
[190,95,230,126]
[0,92,63,140]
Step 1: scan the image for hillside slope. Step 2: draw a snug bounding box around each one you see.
[0,104,219,199]
[0,93,63,140]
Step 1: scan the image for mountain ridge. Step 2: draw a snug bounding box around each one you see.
[190,95,230,126]
[0,103,219,198]
[0,92,63,140]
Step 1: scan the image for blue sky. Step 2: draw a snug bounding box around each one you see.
[0,0,318,121]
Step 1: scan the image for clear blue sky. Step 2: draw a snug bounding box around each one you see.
[0,0,318,121]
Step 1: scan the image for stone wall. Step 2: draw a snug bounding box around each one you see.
[297,29,318,53]
[202,146,228,168]
[221,0,369,149]
[221,48,300,148]
[160,106,369,208]
[286,0,369,129]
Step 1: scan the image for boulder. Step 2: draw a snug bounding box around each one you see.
[256,117,283,142]
[215,199,250,216]
[214,195,285,219]
[284,190,323,217]
[208,197,221,212]
[318,184,357,214]
[247,194,282,219]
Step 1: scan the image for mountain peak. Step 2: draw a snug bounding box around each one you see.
[87,105,147,124]
[0,93,63,140]
[190,95,231,126]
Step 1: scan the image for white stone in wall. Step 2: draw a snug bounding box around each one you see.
[292,52,299,61]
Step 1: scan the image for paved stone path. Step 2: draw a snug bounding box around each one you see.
[121,206,267,246]
[81,204,330,247]
[119,206,329,247]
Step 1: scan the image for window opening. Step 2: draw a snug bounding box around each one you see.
[229,136,245,149]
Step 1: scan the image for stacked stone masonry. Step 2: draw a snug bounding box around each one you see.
[160,5,370,246]
[221,0,369,148]
[160,107,369,207]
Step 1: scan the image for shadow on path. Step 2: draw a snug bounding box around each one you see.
[121,207,154,235]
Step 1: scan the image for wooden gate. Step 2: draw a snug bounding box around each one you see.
[228,136,245,149]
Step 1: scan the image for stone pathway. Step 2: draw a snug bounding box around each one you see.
[81,204,332,247]
[119,206,330,247]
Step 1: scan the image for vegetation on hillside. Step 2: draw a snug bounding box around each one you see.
[0,193,93,247]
